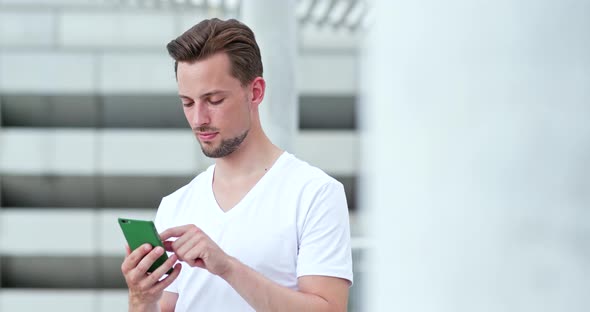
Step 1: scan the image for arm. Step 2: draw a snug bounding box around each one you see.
[159,291,178,312]
[221,257,349,312]
[160,226,350,312]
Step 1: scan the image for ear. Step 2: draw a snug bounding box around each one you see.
[249,77,266,109]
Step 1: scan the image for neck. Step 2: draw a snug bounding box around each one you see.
[213,125,283,181]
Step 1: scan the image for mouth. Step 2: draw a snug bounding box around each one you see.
[197,132,218,141]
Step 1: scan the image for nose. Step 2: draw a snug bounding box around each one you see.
[192,101,211,127]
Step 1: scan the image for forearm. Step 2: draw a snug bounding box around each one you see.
[220,257,336,312]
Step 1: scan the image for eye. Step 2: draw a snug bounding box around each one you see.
[182,102,194,107]
[209,98,224,105]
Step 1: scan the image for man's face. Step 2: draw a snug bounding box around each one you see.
[176,53,252,158]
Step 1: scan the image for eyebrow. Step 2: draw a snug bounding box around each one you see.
[179,90,228,100]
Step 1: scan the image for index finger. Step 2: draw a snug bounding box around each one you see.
[159,224,198,241]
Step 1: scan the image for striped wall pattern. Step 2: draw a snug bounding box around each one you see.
[0,1,365,311]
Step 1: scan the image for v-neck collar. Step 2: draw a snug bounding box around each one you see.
[206,151,289,217]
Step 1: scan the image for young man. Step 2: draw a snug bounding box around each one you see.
[121,18,353,311]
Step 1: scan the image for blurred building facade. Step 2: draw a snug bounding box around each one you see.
[0,0,368,310]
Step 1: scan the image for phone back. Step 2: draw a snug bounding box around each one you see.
[118,218,169,273]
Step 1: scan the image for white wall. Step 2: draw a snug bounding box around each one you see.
[362,0,590,311]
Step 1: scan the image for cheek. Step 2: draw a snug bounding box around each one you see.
[212,100,251,130]
[219,105,245,125]
[233,106,251,128]
[183,107,192,122]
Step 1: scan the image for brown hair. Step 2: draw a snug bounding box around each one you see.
[166,18,263,86]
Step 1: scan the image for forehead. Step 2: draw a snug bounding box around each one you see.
[176,53,240,96]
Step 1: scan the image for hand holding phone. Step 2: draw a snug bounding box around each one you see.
[118,218,173,274]
[119,218,181,308]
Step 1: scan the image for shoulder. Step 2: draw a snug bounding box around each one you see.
[160,165,213,207]
[281,152,343,191]
[277,153,346,211]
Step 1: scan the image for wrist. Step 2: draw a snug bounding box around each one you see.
[129,303,158,312]
[129,295,159,312]
[219,256,240,281]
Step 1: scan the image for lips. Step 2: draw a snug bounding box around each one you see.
[197,132,218,141]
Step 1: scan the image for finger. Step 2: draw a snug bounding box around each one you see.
[154,263,182,293]
[132,246,165,277]
[160,224,199,241]
[147,253,178,285]
[163,240,174,252]
[125,244,131,256]
[193,258,206,270]
[174,236,201,266]
[171,228,201,253]
[177,235,204,263]
[121,243,152,273]
[143,254,177,287]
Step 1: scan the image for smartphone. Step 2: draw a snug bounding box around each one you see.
[118,218,172,274]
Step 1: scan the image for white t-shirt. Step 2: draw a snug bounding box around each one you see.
[154,152,353,311]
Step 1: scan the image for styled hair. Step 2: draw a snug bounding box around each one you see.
[166,18,263,86]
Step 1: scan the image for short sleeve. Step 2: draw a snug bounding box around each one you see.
[154,196,181,294]
[296,181,353,285]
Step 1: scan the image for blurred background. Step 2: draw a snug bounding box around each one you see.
[1,0,589,311]
[0,0,367,311]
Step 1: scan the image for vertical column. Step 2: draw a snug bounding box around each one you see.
[361,0,590,311]
[240,0,298,152]
[0,95,3,296]
[0,95,3,206]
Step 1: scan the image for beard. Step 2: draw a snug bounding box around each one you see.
[200,129,249,158]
